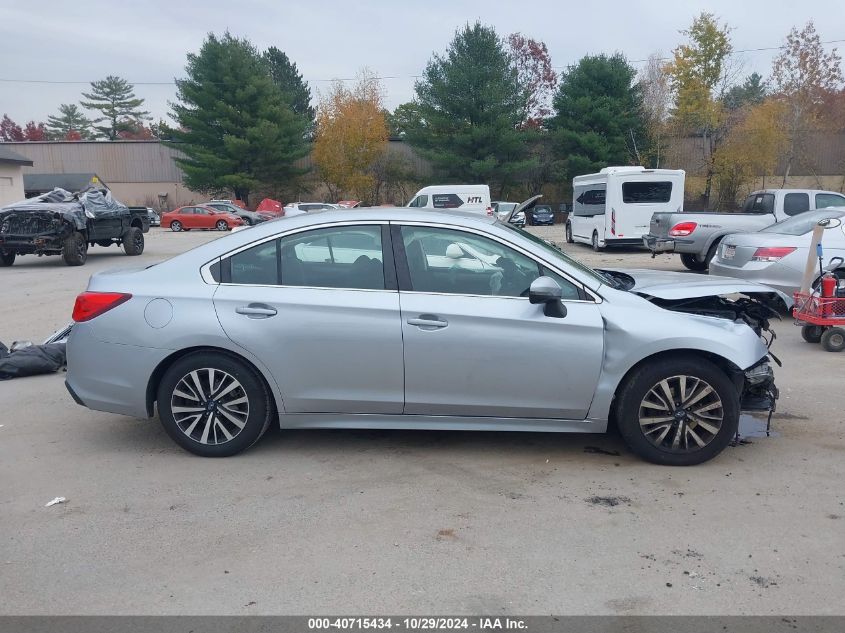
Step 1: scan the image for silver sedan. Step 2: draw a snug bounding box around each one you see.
[65,208,787,465]
[710,208,845,295]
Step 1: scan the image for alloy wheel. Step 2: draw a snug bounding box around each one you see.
[638,375,724,452]
[216,220,228,231]
[170,368,250,445]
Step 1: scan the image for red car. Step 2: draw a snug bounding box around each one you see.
[161,205,244,232]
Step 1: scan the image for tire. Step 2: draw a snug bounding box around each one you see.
[801,325,824,344]
[614,355,739,466]
[680,253,708,272]
[216,220,229,231]
[62,231,88,266]
[821,327,845,352]
[157,352,272,457]
[170,220,183,232]
[592,231,603,252]
[565,222,574,244]
[122,227,144,256]
[0,249,15,267]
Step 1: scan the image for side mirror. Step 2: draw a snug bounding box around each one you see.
[529,276,567,318]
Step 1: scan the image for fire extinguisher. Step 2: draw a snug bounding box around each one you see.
[821,272,837,297]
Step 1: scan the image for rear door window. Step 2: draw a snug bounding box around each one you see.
[815,193,845,209]
[230,240,279,285]
[622,181,673,203]
[783,193,810,216]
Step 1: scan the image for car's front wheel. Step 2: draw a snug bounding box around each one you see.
[62,231,88,266]
[123,227,144,255]
[216,220,229,231]
[614,355,739,465]
[157,352,272,457]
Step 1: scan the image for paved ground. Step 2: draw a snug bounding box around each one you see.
[1,226,843,615]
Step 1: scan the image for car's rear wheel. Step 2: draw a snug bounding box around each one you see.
[157,352,272,457]
[0,249,15,267]
[170,220,182,232]
[216,220,229,231]
[801,325,824,343]
[565,222,573,243]
[62,231,88,266]
[123,227,144,255]
[680,253,708,272]
[614,356,739,465]
[821,327,845,352]
[591,231,603,252]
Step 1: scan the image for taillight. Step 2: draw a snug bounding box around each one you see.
[668,221,697,237]
[72,292,132,322]
[486,207,493,216]
[751,247,797,262]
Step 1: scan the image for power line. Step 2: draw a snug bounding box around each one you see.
[0,38,842,85]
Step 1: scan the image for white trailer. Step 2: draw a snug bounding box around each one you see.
[567,166,685,251]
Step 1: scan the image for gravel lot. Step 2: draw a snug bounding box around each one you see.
[1,225,843,615]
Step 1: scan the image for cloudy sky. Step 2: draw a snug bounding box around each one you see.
[1,0,843,125]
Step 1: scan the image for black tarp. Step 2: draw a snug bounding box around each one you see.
[0,341,67,380]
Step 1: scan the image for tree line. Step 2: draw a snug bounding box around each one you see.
[2,15,843,208]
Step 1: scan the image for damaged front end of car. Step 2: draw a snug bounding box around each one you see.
[0,209,75,255]
[624,273,788,431]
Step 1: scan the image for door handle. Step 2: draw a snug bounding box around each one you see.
[235,304,277,318]
[407,314,448,329]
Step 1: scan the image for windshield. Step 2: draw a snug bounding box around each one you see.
[500,222,610,287]
[760,208,845,235]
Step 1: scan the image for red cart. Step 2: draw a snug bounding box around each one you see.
[793,291,845,352]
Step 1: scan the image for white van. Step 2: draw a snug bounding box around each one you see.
[407,185,492,215]
[568,167,685,250]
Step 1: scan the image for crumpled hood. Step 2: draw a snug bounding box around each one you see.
[606,268,793,308]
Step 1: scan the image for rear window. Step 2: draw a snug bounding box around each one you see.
[816,193,845,209]
[742,193,775,214]
[760,209,845,235]
[622,181,672,203]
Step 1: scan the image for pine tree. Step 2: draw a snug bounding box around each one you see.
[263,47,315,123]
[548,54,645,179]
[46,104,93,140]
[406,22,534,194]
[81,75,150,140]
[168,33,310,205]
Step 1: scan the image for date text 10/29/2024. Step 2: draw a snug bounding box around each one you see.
[308,618,528,630]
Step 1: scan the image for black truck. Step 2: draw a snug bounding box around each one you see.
[0,187,149,267]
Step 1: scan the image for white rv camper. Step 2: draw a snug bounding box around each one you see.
[568,167,685,250]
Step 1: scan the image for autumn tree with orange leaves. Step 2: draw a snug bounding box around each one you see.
[313,70,389,203]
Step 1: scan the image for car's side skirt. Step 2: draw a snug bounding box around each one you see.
[279,414,606,433]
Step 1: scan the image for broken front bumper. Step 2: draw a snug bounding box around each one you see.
[740,360,778,413]
[0,234,65,255]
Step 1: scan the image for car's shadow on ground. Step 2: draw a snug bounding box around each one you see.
[85,413,634,464]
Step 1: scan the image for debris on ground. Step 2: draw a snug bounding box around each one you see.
[585,495,631,507]
[44,497,67,507]
[584,446,621,456]
[0,340,66,380]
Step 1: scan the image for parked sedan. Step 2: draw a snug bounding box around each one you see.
[66,208,786,465]
[204,201,267,226]
[710,208,845,295]
[526,204,555,226]
[161,205,244,232]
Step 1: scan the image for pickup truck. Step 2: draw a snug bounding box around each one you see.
[0,187,149,267]
[643,188,845,270]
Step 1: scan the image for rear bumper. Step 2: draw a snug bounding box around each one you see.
[643,234,675,253]
[709,261,797,296]
[605,237,647,247]
[65,323,169,418]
